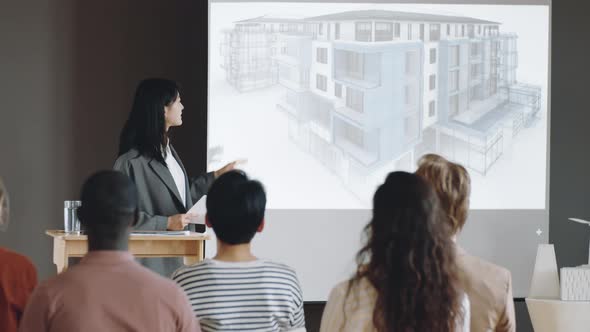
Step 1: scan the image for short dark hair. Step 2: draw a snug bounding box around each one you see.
[206,170,266,245]
[78,171,138,233]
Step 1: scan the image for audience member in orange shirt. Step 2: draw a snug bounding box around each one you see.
[0,177,38,332]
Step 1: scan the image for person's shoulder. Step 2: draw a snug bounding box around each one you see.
[459,251,511,284]
[0,247,36,273]
[113,149,144,167]
[326,278,373,309]
[457,249,512,305]
[0,247,33,265]
[171,259,213,281]
[331,279,350,295]
[263,260,299,275]
[30,270,71,299]
[340,277,375,299]
[262,260,303,292]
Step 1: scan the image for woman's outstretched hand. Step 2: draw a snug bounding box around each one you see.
[214,160,247,178]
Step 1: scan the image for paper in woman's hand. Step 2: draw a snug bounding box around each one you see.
[187,195,207,224]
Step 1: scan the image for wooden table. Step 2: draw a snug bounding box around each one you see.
[46,230,210,273]
[527,298,590,332]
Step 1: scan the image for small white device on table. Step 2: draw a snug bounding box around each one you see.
[526,237,590,331]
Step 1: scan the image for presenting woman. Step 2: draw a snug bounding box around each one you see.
[114,78,235,276]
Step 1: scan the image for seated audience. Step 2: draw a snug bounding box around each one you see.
[416,154,515,332]
[19,171,199,332]
[320,171,469,332]
[172,170,305,331]
[0,177,38,332]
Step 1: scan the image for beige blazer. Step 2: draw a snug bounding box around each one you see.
[319,277,470,332]
[456,246,516,332]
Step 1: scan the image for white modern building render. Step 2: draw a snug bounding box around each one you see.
[220,10,542,200]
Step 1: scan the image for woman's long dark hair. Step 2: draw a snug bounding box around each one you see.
[347,171,463,332]
[118,78,180,164]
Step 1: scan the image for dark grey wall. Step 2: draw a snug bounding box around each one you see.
[0,0,587,331]
[549,0,590,266]
[0,0,61,280]
[0,0,207,280]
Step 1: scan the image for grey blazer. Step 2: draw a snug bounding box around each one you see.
[113,146,214,277]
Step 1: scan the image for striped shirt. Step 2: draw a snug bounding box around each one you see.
[172,259,305,332]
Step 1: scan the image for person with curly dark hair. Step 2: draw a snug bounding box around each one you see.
[416,154,515,332]
[320,171,469,332]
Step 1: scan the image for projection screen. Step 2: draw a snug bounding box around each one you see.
[206,0,551,300]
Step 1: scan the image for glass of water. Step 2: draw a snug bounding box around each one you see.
[64,200,81,234]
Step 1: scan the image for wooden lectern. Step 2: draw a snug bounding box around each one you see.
[46,230,209,273]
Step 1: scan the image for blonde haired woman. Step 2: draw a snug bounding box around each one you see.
[416,154,516,332]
